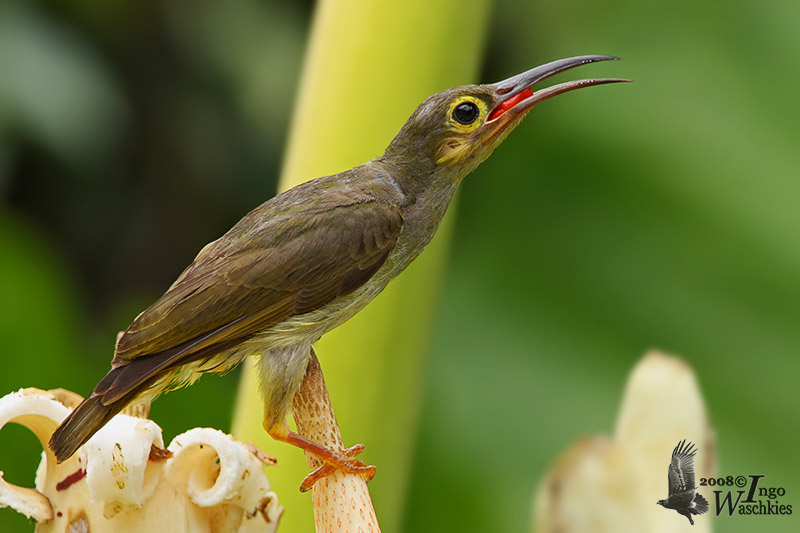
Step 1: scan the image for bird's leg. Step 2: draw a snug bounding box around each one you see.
[266,427,376,491]
[266,348,376,492]
[299,443,366,492]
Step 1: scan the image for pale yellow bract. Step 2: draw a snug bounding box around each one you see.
[230,0,490,531]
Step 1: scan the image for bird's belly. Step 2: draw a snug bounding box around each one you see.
[245,270,394,352]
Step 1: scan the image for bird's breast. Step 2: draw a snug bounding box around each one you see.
[227,174,460,354]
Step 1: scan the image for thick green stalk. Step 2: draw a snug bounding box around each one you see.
[231,0,489,530]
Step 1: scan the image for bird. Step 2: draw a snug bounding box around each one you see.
[50,55,628,488]
[657,440,710,525]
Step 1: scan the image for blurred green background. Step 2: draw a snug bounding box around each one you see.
[1,0,798,532]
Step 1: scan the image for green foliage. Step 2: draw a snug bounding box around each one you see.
[405,2,800,532]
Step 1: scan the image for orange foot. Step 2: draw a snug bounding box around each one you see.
[300,443,376,492]
[270,429,377,492]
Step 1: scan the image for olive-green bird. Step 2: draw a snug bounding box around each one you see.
[50,55,627,485]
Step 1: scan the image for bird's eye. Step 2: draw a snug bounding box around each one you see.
[452,101,480,125]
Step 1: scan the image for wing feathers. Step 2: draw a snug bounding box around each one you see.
[667,439,699,496]
[101,198,403,405]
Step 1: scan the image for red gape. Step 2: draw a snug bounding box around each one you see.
[488,87,533,121]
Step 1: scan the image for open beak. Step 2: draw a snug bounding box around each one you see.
[486,55,630,124]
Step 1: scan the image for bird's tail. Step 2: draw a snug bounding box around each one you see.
[49,394,125,463]
[693,492,710,515]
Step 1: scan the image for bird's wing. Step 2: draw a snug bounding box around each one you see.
[97,193,404,404]
[667,440,698,496]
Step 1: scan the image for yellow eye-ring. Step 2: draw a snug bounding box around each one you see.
[448,97,487,132]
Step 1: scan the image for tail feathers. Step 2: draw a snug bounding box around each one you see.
[49,394,124,463]
[693,492,710,515]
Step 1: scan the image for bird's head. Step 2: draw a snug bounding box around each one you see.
[382,55,628,190]
[657,499,668,507]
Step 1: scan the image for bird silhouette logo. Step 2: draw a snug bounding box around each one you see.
[657,440,710,525]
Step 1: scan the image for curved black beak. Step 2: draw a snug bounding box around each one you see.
[487,55,630,122]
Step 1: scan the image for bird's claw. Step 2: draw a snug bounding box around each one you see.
[299,444,376,492]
